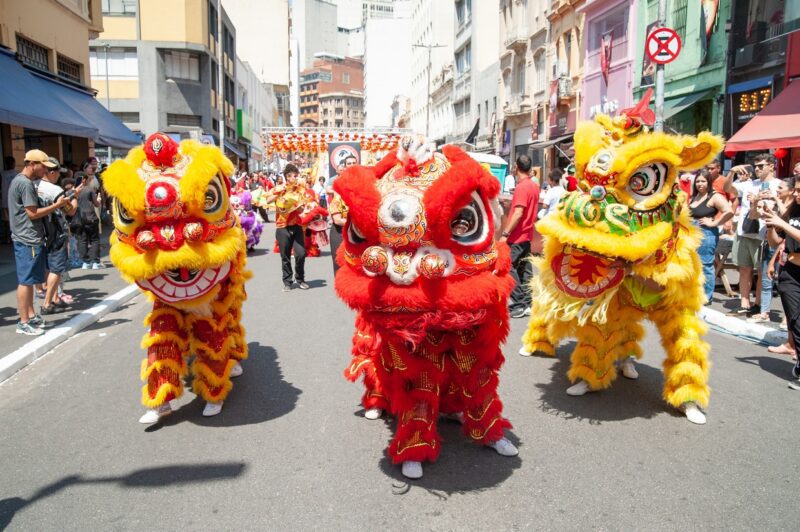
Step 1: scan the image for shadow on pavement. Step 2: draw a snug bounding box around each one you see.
[736,355,795,381]
[376,417,522,497]
[0,462,245,531]
[304,279,328,289]
[147,342,301,430]
[246,248,270,257]
[534,342,668,424]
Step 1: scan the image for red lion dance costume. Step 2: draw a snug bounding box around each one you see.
[334,136,518,479]
[104,133,251,424]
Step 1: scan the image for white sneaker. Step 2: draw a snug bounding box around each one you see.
[524,307,531,316]
[681,401,707,425]
[230,362,243,377]
[401,461,423,479]
[91,262,105,270]
[487,437,518,457]
[619,357,639,379]
[81,262,91,270]
[518,346,533,357]
[364,407,383,420]
[566,380,593,396]
[202,401,224,417]
[138,402,172,424]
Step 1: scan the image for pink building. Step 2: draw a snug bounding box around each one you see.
[580,0,637,120]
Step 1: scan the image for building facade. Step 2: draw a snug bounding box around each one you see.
[451,0,500,151]
[633,0,730,136]
[299,55,364,127]
[498,0,532,163]
[0,0,137,167]
[726,0,800,153]
[91,0,241,161]
[409,0,454,137]
[363,5,411,128]
[580,0,636,122]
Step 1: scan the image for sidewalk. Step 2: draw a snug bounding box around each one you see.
[0,230,135,356]
[702,268,788,347]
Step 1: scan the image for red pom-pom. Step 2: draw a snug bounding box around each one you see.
[143,133,180,168]
[774,148,788,159]
[723,149,736,158]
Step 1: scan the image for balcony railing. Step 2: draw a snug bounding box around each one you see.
[504,26,528,51]
[733,34,788,69]
[557,76,573,100]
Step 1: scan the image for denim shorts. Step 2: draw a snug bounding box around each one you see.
[46,244,68,274]
[13,241,47,285]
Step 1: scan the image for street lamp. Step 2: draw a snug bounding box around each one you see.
[412,43,446,138]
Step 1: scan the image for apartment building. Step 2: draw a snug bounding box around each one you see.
[0,0,137,166]
[91,0,241,161]
[409,0,454,138]
[451,0,500,151]
[299,55,364,128]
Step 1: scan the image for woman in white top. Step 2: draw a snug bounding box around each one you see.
[538,168,566,220]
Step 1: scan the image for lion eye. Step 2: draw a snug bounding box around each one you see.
[450,193,487,245]
[627,163,667,200]
[347,222,366,244]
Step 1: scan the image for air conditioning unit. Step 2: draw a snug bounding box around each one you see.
[734,45,755,68]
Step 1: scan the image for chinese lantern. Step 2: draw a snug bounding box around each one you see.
[724,149,736,158]
[774,148,788,159]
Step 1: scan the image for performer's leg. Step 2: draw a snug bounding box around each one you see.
[388,370,442,466]
[275,227,293,287]
[291,225,307,282]
[139,305,188,423]
[456,345,512,449]
[520,310,555,356]
[650,306,710,424]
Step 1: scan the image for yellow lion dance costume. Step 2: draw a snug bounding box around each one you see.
[520,92,722,424]
[104,133,251,424]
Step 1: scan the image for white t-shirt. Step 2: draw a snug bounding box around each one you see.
[539,185,565,219]
[732,178,779,239]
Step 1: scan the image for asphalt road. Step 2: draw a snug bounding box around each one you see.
[0,241,796,531]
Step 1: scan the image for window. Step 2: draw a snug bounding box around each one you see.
[90,48,138,78]
[343,72,350,84]
[57,54,81,83]
[209,3,218,40]
[167,114,202,127]
[212,118,219,132]
[563,32,572,76]
[102,0,137,15]
[516,58,525,93]
[534,51,545,92]
[210,61,218,90]
[455,43,471,75]
[113,111,140,123]
[165,51,199,81]
[16,35,49,71]
[671,0,688,41]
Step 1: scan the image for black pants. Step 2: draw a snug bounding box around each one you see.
[329,223,343,274]
[276,225,306,286]
[77,221,100,264]
[778,262,800,374]
[257,206,270,223]
[508,240,533,311]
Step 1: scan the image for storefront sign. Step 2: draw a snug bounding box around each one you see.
[733,86,772,123]
[589,98,620,118]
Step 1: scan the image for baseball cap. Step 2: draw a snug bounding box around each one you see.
[24,149,57,168]
[46,157,63,171]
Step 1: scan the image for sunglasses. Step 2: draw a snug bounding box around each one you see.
[754,163,770,169]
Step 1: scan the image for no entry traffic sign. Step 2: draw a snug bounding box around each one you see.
[646,27,681,65]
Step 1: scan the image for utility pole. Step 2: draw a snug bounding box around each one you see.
[412,43,446,138]
[217,0,225,151]
[654,0,667,132]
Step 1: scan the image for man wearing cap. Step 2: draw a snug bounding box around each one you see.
[37,157,80,314]
[8,150,70,335]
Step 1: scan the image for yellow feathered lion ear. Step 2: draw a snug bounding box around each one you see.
[678,131,724,171]
[102,146,147,215]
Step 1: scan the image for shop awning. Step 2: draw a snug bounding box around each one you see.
[38,73,141,148]
[663,89,716,120]
[224,140,245,159]
[0,48,96,138]
[0,47,139,148]
[529,134,572,149]
[726,80,800,151]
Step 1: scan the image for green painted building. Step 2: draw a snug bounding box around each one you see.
[633,0,730,134]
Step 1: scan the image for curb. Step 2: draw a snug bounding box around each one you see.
[0,284,140,384]
[700,307,788,346]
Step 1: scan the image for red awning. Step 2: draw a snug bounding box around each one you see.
[726,80,800,151]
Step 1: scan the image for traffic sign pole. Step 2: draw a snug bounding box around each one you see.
[654,0,667,132]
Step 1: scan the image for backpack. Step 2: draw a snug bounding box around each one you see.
[40,192,69,251]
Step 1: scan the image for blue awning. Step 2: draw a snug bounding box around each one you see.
[0,48,96,138]
[224,140,245,159]
[727,75,773,94]
[0,47,140,148]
